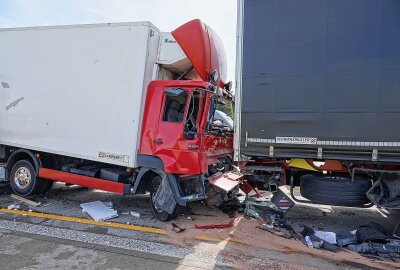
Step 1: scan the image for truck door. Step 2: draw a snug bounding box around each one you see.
[154,88,202,174]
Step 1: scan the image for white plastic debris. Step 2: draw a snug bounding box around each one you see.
[130,211,141,218]
[103,202,113,209]
[7,204,20,210]
[11,194,41,207]
[314,230,337,244]
[305,236,314,248]
[80,201,118,221]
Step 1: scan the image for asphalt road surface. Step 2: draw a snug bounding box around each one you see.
[0,184,398,269]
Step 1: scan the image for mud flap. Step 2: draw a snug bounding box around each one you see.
[154,175,178,215]
[154,173,207,214]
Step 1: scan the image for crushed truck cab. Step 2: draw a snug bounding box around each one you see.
[0,19,233,221]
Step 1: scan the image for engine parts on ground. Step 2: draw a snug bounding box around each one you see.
[336,231,358,247]
[348,241,400,259]
[300,174,372,207]
[356,222,388,243]
[366,174,400,209]
[393,221,400,240]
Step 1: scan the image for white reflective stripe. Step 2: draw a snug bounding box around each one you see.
[247,138,400,147]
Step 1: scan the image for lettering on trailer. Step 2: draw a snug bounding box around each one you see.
[98,152,129,163]
[276,137,317,145]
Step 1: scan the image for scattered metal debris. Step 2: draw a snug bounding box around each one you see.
[195,220,234,229]
[207,172,242,192]
[336,231,357,247]
[11,194,41,207]
[393,221,400,240]
[80,201,118,221]
[171,223,185,233]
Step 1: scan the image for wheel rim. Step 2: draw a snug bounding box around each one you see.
[14,167,31,189]
[152,180,163,213]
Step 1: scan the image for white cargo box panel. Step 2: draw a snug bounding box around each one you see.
[0,22,160,168]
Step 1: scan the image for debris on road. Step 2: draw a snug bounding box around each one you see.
[130,211,141,218]
[314,230,337,244]
[305,236,313,248]
[393,221,400,240]
[7,204,20,210]
[356,222,388,243]
[348,241,400,260]
[300,226,341,252]
[208,172,242,192]
[336,231,357,247]
[103,201,113,209]
[171,223,185,233]
[194,220,234,229]
[80,201,118,221]
[10,194,41,207]
[244,198,283,224]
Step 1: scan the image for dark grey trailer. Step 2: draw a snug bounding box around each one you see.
[235,0,400,209]
[235,0,400,163]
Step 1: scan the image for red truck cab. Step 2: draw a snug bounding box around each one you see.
[2,19,233,221]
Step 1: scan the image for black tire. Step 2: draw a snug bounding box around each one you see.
[10,160,43,196]
[300,174,372,207]
[149,175,178,221]
[36,179,55,194]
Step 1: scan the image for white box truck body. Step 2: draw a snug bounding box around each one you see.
[0,20,234,221]
[0,22,160,168]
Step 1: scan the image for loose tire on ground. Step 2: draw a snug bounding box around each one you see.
[300,174,372,207]
[10,160,44,196]
[149,175,178,221]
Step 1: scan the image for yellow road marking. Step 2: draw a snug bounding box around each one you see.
[0,208,248,245]
[0,208,167,235]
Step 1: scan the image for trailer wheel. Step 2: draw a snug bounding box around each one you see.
[10,160,43,196]
[300,174,372,207]
[149,175,178,221]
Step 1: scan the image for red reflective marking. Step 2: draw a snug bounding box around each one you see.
[39,168,125,194]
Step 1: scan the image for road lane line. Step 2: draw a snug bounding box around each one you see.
[0,208,248,246]
[0,208,167,235]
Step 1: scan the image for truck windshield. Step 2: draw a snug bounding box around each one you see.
[206,94,234,132]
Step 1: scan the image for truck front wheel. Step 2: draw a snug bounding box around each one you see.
[10,160,42,196]
[149,175,178,221]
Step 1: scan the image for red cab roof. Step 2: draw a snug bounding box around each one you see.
[172,19,227,88]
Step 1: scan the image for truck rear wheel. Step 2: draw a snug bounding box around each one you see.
[300,174,372,207]
[149,175,178,221]
[10,160,43,196]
